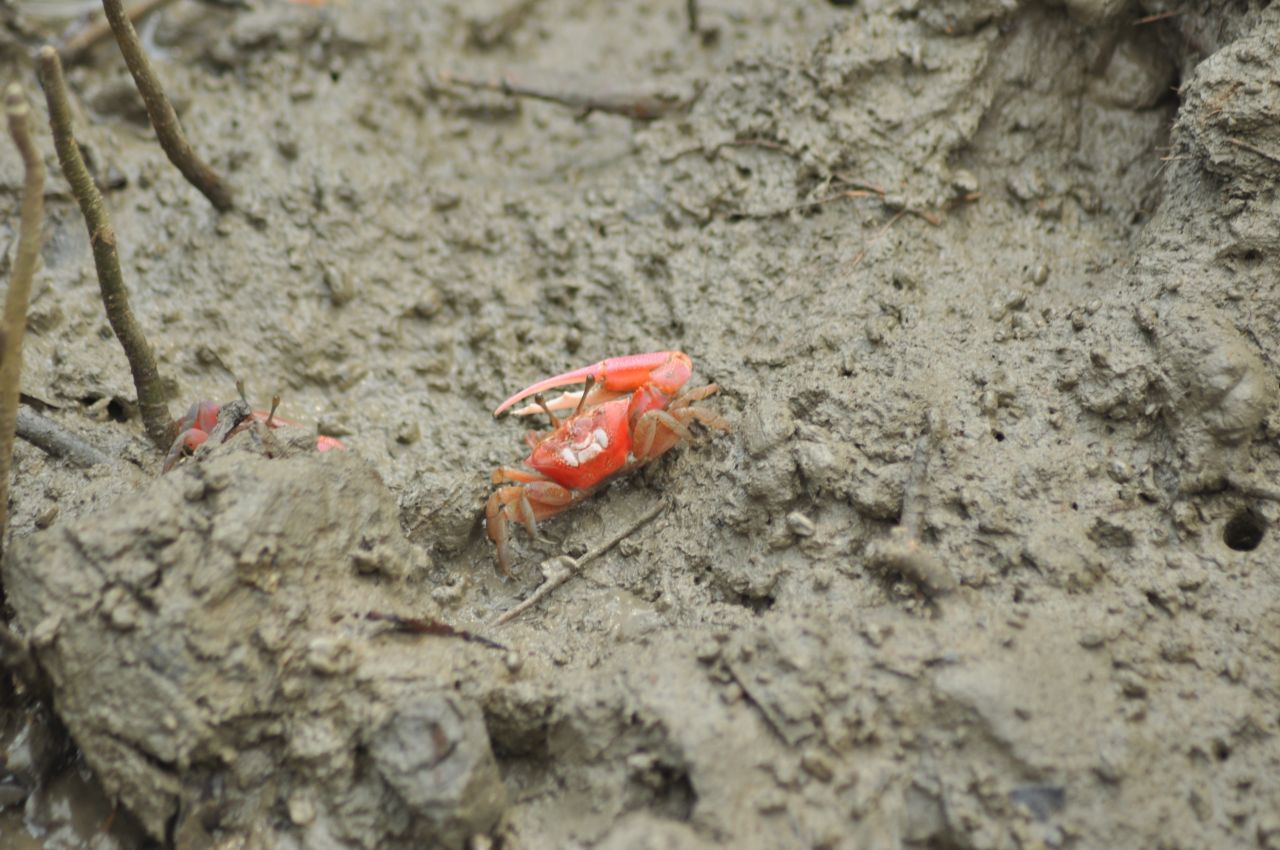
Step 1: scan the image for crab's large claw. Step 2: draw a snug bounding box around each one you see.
[493,351,692,416]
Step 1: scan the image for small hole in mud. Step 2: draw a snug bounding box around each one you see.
[1223,510,1265,552]
[993,430,1006,442]
[1212,739,1231,761]
[79,394,130,423]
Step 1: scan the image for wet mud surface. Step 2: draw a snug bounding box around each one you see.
[1,1,1279,848]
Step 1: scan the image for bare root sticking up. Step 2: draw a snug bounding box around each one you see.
[0,84,47,560]
[37,46,173,449]
[100,0,234,211]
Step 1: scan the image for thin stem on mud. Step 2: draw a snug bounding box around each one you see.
[494,500,666,626]
[100,0,233,211]
[16,408,112,468]
[37,46,172,450]
[435,69,692,121]
[0,84,46,560]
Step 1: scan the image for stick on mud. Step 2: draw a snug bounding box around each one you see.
[436,69,691,121]
[0,84,46,558]
[100,0,233,211]
[15,408,111,468]
[365,611,508,651]
[37,46,172,449]
[494,500,666,626]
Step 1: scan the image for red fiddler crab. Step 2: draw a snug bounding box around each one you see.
[485,350,728,575]
[164,399,346,472]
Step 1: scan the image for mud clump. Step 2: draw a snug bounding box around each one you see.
[2,446,505,849]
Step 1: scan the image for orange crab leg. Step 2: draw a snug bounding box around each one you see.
[494,351,692,416]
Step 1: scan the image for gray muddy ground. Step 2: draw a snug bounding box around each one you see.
[0,0,1278,848]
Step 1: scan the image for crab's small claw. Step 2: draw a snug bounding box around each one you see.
[174,400,220,436]
[162,428,209,473]
[494,351,692,416]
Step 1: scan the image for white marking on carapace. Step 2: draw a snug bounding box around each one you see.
[557,425,610,468]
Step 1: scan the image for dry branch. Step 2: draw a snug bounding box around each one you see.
[37,46,172,449]
[494,500,666,625]
[436,69,691,121]
[101,0,233,211]
[16,408,112,468]
[0,84,46,559]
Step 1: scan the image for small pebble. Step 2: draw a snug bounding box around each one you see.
[412,290,444,319]
[695,638,721,663]
[755,789,788,814]
[952,169,979,195]
[801,751,834,782]
[1078,632,1106,649]
[395,418,421,445]
[307,636,355,676]
[786,511,816,537]
[431,584,463,606]
[323,264,356,307]
[288,792,316,826]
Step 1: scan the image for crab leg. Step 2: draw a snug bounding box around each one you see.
[494,351,692,416]
[486,467,578,575]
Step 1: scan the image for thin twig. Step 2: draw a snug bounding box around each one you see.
[101,0,233,211]
[738,189,879,220]
[1227,137,1280,166]
[37,46,173,449]
[494,500,666,625]
[660,136,800,164]
[686,0,699,32]
[1133,9,1181,25]
[365,611,507,651]
[15,408,111,467]
[436,69,691,121]
[0,84,46,562]
[59,0,177,65]
[848,209,907,270]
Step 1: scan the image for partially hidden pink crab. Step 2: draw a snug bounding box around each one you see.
[485,350,728,575]
[164,400,345,472]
